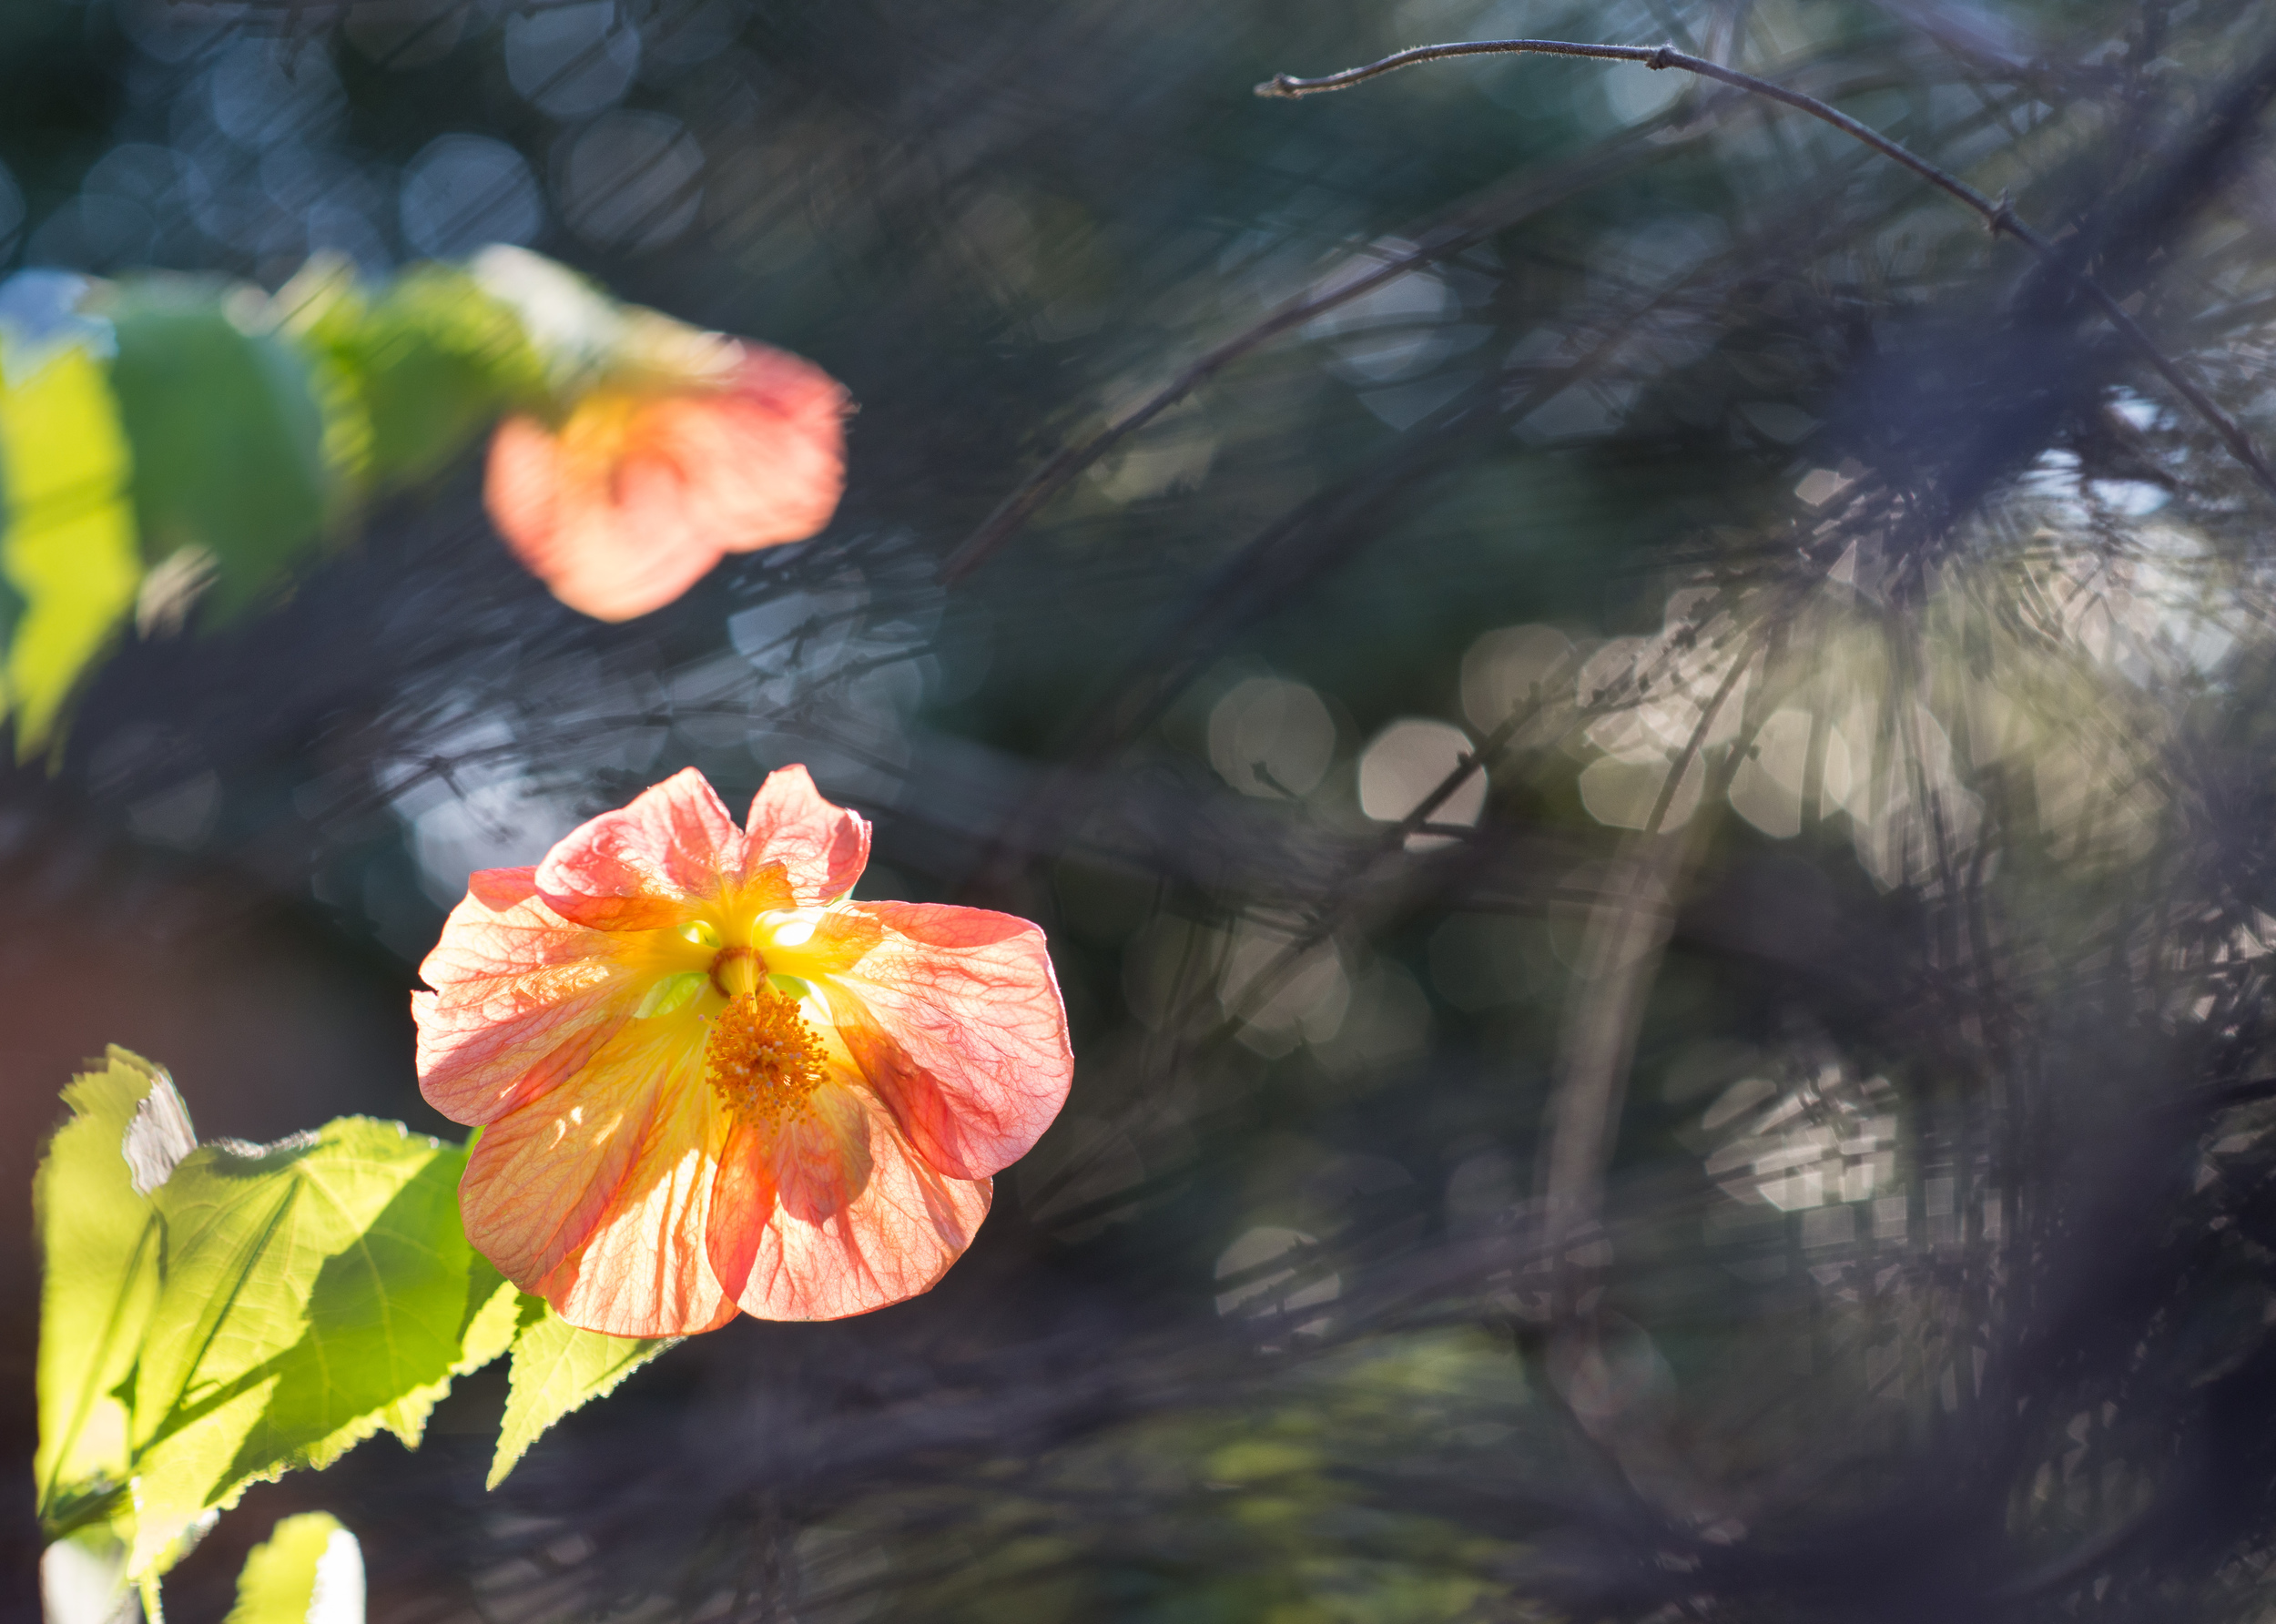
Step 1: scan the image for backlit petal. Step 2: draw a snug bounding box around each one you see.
[483,344,847,624]
[650,346,848,555]
[704,1116,776,1304]
[743,765,869,904]
[483,413,564,588]
[716,1089,991,1322]
[468,865,540,908]
[765,905,883,983]
[462,1014,733,1336]
[826,902,1073,1180]
[414,869,634,1125]
[770,1082,872,1223]
[488,409,728,623]
[536,766,761,930]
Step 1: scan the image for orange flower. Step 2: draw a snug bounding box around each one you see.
[412,766,1072,1335]
[484,341,849,623]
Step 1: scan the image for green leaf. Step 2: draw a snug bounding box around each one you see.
[0,331,142,755]
[126,1119,513,1578]
[39,1527,135,1624]
[489,1303,675,1489]
[635,969,706,1019]
[106,279,340,624]
[297,260,545,490]
[34,1048,192,1535]
[224,1513,362,1624]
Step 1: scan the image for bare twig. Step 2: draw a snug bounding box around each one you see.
[1206,672,1564,1045]
[1537,614,1764,1283]
[1255,38,2276,508]
[938,129,1678,584]
[958,163,1809,905]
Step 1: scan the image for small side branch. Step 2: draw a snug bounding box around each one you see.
[1258,39,2276,507]
[939,133,1658,582]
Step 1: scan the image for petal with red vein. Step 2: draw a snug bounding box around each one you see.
[704,1118,776,1305]
[742,765,869,904]
[771,1083,873,1223]
[415,882,634,1124]
[729,1094,991,1321]
[467,864,539,909]
[532,1064,739,1336]
[705,1082,874,1303]
[460,1016,722,1336]
[536,766,755,929]
[827,902,1072,1180]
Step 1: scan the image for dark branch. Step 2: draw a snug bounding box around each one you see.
[1255,37,2276,508]
[938,129,1675,583]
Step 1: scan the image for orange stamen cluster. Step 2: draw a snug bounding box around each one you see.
[705,979,828,1128]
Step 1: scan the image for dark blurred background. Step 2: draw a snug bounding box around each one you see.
[15,0,2276,1619]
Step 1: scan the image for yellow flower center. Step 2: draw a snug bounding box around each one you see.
[559,390,644,463]
[704,956,827,1129]
[709,943,758,998]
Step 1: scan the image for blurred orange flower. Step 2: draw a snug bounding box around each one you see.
[412,765,1072,1335]
[484,341,849,623]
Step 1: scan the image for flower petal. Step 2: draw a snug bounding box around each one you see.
[653,345,848,555]
[483,413,564,582]
[489,408,730,623]
[483,345,848,624]
[414,869,634,1125]
[704,1118,776,1301]
[772,1083,873,1223]
[537,766,763,930]
[462,1015,735,1336]
[763,905,883,984]
[711,1088,991,1322]
[826,902,1073,1180]
[468,864,540,908]
[743,765,870,905]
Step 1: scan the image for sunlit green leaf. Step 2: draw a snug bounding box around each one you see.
[126,1119,513,1578]
[489,1303,675,1490]
[298,260,545,489]
[39,1527,135,1624]
[224,1512,363,1624]
[34,1048,192,1537]
[106,280,340,624]
[0,333,141,755]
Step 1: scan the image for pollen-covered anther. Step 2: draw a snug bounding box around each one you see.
[705,982,827,1127]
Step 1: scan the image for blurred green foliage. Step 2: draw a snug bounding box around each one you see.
[107,283,341,619]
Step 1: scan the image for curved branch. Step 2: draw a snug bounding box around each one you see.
[1256,38,2276,509]
[938,132,1669,583]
